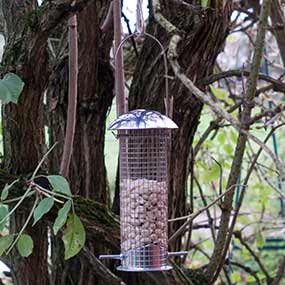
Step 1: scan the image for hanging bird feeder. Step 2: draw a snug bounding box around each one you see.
[99,109,187,272]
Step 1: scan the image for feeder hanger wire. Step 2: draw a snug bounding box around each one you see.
[114,0,173,118]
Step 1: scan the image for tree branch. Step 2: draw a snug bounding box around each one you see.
[249,104,285,125]
[234,231,272,283]
[168,184,241,243]
[225,260,261,285]
[60,15,78,178]
[80,247,125,285]
[199,69,285,94]
[206,0,272,279]
[152,0,179,34]
[168,34,285,179]
[271,256,285,285]
[39,0,108,34]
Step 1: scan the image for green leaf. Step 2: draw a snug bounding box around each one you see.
[256,232,265,248]
[33,197,54,226]
[63,213,86,260]
[260,185,270,206]
[238,215,251,225]
[0,205,9,231]
[204,164,220,183]
[17,234,33,257]
[217,132,226,144]
[246,275,256,283]
[0,235,13,256]
[230,130,238,143]
[201,0,209,8]
[53,200,72,235]
[47,175,72,197]
[210,85,228,100]
[224,144,233,156]
[1,179,19,201]
[231,271,241,283]
[0,73,24,104]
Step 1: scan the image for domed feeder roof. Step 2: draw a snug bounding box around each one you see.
[109,109,178,130]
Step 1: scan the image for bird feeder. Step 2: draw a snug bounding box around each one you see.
[99,109,186,272]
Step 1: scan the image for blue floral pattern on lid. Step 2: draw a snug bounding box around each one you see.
[109,109,178,130]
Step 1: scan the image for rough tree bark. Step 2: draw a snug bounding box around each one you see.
[48,2,113,203]
[1,1,49,284]
[47,2,114,284]
[0,0,113,284]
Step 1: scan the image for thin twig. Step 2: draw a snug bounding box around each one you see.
[193,103,240,157]
[234,231,272,283]
[199,70,285,93]
[212,123,285,283]
[3,191,36,204]
[122,12,139,57]
[194,176,216,241]
[168,34,285,179]
[0,186,33,226]
[168,184,244,243]
[31,143,58,181]
[32,182,72,201]
[249,104,285,125]
[6,195,39,255]
[225,260,261,285]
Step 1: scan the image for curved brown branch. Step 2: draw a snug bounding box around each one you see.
[199,70,285,94]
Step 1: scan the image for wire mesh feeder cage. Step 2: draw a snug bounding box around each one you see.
[99,109,187,272]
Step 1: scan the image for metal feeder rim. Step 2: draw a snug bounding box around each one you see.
[116,265,173,272]
[108,109,178,130]
[98,251,188,260]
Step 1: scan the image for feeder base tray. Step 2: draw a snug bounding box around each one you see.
[117,265,172,272]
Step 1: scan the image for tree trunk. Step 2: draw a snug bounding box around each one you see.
[47,2,114,284]
[1,1,50,284]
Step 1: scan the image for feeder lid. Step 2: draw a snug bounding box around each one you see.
[109,109,178,130]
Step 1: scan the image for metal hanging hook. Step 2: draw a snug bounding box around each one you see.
[114,31,172,118]
[114,0,172,118]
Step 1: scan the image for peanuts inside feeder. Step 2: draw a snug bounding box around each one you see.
[99,109,187,272]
